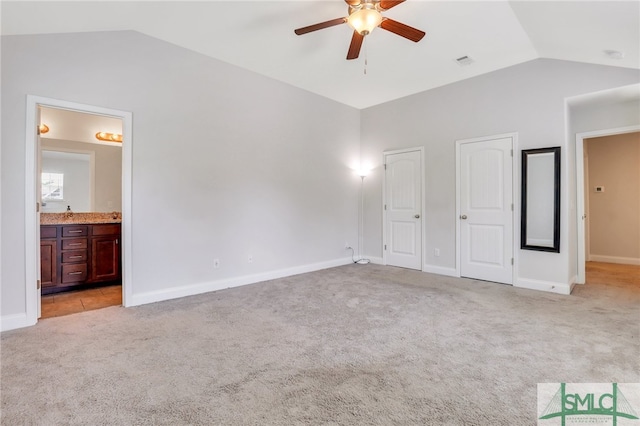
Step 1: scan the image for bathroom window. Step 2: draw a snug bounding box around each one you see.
[42,172,64,200]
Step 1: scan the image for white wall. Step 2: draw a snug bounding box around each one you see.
[360,59,639,291]
[1,31,361,322]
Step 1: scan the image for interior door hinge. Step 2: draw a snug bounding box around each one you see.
[384,244,387,250]
[36,125,41,136]
[37,202,40,213]
[510,149,513,157]
[384,204,387,210]
[511,258,514,265]
[384,164,387,170]
[511,203,514,211]
[37,279,41,290]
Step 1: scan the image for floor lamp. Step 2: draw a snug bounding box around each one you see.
[357,171,370,264]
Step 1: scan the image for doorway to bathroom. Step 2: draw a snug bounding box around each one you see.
[25,95,132,324]
[39,106,124,318]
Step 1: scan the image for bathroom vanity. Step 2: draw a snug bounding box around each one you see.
[40,213,121,294]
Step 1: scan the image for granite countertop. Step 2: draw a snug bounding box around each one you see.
[41,212,122,225]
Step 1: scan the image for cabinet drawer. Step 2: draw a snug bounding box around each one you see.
[92,224,121,236]
[62,238,88,250]
[61,263,88,283]
[41,226,58,239]
[62,226,88,237]
[62,250,88,263]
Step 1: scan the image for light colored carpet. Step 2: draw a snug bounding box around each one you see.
[1,263,638,425]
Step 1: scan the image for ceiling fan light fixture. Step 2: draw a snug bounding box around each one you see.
[347,6,382,36]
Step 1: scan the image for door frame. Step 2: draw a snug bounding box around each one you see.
[25,95,133,326]
[575,124,640,284]
[382,147,425,270]
[455,132,518,282]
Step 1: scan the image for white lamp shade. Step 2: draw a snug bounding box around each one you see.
[347,7,382,35]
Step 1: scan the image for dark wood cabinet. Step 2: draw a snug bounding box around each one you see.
[90,225,120,283]
[40,223,121,294]
[40,239,57,288]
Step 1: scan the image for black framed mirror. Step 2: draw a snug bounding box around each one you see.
[521,147,560,252]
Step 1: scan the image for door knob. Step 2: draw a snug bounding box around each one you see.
[414,214,420,219]
[460,215,468,220]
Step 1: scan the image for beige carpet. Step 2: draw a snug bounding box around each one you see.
[1,263,638,425]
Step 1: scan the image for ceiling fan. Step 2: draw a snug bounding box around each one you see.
[294,0,425,60]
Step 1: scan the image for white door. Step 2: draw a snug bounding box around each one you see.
[36,107,43,318]
[384,150,422,270]
[459,137,513,284]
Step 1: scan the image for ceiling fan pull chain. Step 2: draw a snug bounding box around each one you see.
[364,37,368,75]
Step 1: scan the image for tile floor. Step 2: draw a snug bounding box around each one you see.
[586,261,640,286]
[41,284,122,319]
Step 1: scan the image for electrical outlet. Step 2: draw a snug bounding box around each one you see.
[434,248,440,257]
[248,255,253,263]
[213,258,220,269]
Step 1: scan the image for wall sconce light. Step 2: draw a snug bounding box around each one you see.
[95,132,123,143]
[39,124,50,134]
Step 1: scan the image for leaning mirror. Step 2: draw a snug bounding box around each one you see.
[521,147,560,252]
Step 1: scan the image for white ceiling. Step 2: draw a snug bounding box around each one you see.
[3,1,639,109]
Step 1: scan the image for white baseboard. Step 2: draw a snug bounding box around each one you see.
[588,255,640,266]
[362,256,384,265]
[422,264,459,277]
[129,257,354,307]
[1,313,35,332]
[516,278,572,295]
[571,274,584,286]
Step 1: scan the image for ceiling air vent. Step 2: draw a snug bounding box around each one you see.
[455,55,474,66]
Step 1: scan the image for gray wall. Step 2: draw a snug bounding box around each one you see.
[360,59,639,287]
[42,138,122,212]
[1,31,360,317]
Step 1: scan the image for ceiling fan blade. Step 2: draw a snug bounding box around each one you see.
[380,18,425,42]
[346,31,364,60]
[379,0,405,10]
[294,17,347,35]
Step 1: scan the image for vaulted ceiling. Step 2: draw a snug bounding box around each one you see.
[2,1,639,109]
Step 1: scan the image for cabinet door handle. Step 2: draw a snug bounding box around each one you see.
[68,243,83,246]
[68,271,83,275]
[69,255,83,259]
[116,239,119,244]
[68,230,83,234]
